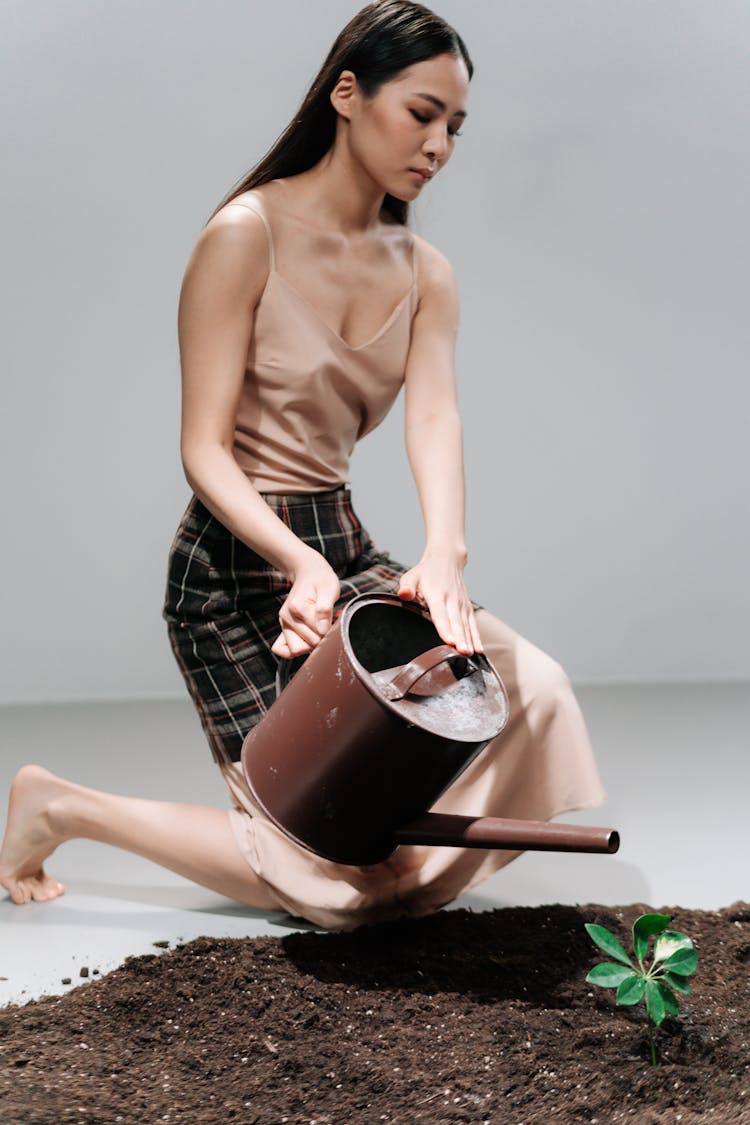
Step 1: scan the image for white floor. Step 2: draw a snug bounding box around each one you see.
[1,683,748,1008]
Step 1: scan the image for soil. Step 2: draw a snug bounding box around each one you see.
[1,902,748,1124]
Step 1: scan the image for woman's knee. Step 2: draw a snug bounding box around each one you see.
[475,609,571,692]
[519,636,573,707]
[534,648,571,695]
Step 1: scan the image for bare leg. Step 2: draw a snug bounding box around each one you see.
[0,764,283,910]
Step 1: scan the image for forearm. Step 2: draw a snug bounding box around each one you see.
[182,443,311,578]
[405,408,467,560]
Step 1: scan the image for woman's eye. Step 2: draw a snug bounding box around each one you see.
[410,109,463,138]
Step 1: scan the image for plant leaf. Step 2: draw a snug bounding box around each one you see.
[584,923,634,967]
[632,913,671,962]
[645,980,666,1025]
[656,982,680,1017]
[661,947,698,977]
[616,975,646,1006]
[586,962,639,988]
[653,930,695,965]
[664,971,692,995]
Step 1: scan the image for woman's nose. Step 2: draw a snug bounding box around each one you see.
[424,128,449,164]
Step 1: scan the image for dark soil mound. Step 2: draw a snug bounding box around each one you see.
[1,902,748,1124]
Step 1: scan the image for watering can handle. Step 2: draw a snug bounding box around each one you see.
[381,644,479,702]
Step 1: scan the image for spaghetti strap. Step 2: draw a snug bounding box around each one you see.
[225,197,276,272]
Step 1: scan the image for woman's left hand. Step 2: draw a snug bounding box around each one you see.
[397,547,484,655]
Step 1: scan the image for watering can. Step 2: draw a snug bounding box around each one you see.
[241,593,619,866]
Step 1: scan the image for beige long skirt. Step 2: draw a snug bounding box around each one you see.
[219,607,607,931]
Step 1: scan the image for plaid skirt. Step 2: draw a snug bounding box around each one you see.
[162,486,608,929]
[162,486,482,765]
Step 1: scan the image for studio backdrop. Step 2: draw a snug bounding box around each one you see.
[1,0,748,703]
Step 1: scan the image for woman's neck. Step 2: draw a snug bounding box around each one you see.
[274,154,388,236]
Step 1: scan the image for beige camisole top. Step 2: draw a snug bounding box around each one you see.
[228,193,420,494]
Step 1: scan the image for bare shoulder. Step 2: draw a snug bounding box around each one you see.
[410,233,459,326]
[199,186,272,244]
[183,189,272,305]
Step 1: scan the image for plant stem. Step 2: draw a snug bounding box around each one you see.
[647,1018,657,1066]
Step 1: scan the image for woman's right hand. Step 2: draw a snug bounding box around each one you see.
[271,547,341,659]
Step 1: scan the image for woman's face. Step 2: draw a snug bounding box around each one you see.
[336,52,470,201]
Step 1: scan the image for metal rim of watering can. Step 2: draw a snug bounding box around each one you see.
[338,593,510,740]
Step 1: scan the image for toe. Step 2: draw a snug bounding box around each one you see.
[2,869,65,904]
[30,876,57,903]
[9,881,30,906]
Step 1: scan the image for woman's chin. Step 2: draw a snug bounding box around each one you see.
[385,185,421,204]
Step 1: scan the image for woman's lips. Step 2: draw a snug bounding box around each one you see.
[410,169,431,184]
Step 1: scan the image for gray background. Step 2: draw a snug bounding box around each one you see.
[2,0,748,704]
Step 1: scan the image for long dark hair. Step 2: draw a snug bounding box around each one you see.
[206,0,473,228]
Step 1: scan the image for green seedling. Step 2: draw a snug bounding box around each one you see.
[584,912,698,1066]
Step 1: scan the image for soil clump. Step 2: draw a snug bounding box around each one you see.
[1,902,748,1123]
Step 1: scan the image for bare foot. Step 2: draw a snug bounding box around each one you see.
[0,764,69,905]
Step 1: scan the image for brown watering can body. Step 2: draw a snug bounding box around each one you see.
[241,593,619,865]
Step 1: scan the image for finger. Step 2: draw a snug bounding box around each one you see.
[425,596,455,647]
[270,633,291,658]
[411,580,429,607]
[460,614,477,655]
[397,572,417,599]
[271,629,312,659]
[315,604,333,636]
[285,596,336,640]
[279,608,322,647]
[468,607,484,654]
[285,629,316,656]
[446,599,473,655]
[459,604,478,655]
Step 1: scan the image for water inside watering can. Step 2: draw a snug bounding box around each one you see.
[369,660,509,742]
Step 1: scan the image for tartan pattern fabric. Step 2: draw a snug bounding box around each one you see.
[163,486,481,765]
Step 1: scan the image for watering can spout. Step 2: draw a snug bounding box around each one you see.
[393,813,619,855]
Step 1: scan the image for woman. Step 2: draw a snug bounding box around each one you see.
[0,1,606,926]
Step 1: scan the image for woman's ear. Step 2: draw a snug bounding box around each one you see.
[330,69,358,120]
